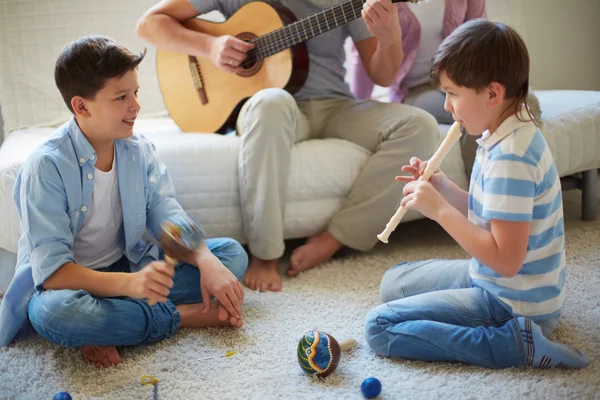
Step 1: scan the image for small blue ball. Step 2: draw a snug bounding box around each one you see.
[361,377,382,398]
[53,392,72,400]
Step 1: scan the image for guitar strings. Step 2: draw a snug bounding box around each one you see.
[245,0,419,61]
[248,0,414,48]
[256,0,362,41]
[246,0,365,62]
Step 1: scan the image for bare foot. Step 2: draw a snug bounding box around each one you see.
[242,256,282,292]
[177,299,244,329]
[82,345,122,368]
[289,230,342,277]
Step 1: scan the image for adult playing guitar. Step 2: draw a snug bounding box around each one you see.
[137,0,439,293]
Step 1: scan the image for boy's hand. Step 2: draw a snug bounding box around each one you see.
[401,180,448,222]
[198,255,244,320]
[395,157,449,191]
[126,261,175,303]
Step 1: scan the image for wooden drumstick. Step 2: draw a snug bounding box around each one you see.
[377,121,463,243]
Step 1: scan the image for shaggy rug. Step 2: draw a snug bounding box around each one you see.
[1,190,599,400]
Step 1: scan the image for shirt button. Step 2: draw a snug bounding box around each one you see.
[90,155,96,160]
[79,157,85,164]
[81,206,88,212]
[87,173,93,180]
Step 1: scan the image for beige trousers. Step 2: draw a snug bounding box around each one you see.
[236,88,439,260]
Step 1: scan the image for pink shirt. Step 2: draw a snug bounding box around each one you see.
[350,0,486,102]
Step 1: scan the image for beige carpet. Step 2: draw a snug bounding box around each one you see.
[1,189,599,400]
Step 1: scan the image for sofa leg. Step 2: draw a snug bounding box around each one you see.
[581,169,598,221]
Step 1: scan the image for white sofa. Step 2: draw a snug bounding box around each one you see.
[1,1,599,293]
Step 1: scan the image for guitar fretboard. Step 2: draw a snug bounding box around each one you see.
[248,0,412,61]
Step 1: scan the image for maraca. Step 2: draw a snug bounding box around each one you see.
[148,215,204,305]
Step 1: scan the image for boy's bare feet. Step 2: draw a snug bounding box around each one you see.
[289,230,342,277]
[242,256,282,292]
[82,345,122,368]
[177,299,244,328]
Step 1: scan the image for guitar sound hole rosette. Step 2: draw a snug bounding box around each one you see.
[236,32,262,77]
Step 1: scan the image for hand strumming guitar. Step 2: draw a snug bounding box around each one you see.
[209,35,254,73]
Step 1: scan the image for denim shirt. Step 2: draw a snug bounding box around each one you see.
[0,118,188,347]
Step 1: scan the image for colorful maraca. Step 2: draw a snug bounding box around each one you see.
[148,215,204,306]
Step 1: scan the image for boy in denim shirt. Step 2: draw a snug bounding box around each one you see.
[0,36,248,367]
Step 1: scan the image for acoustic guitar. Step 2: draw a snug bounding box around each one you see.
[156,0,419,133]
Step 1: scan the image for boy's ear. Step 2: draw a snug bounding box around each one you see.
[487,82,505,107]
[71,96,91,117]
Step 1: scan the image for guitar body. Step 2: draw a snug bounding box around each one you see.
[156,2,309,133]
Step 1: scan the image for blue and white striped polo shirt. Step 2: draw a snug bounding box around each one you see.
[468,114,565,321]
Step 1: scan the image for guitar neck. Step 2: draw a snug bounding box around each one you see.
[253,0,417,60]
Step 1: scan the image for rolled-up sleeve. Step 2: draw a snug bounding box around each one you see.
[15,162,75,287]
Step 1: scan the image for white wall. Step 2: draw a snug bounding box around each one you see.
[488,0,600,91]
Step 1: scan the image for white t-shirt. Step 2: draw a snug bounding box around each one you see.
[403,1,445,89]
[72,153,124,269]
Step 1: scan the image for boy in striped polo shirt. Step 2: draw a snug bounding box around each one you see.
[363,20,589,369]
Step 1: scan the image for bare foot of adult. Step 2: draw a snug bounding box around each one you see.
[242,256,282,292]
[82,345,122,368]
[288,230,342,277]
[177,299,244,328]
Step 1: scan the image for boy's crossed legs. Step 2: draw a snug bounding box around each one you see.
[28,238,248,368]
[365,259,589,369]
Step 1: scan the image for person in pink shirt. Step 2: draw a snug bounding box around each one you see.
[350,0,486,172]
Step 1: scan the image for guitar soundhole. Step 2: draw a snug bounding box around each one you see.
[236,32,262,78]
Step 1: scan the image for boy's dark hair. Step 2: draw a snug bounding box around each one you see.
[55,35,146,113]
[431,20,534,122]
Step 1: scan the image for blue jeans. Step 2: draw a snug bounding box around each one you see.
[28,238,248,348]
[365,259,560,369]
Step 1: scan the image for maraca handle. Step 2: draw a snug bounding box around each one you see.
[147,254,177,306]
[164,254,177,265]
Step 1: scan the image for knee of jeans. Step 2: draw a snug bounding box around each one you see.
[29,290,97,337]
[379,264,408,303]
[218,238,249,280]
[364,306,392,356]
[379,283,405,303]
